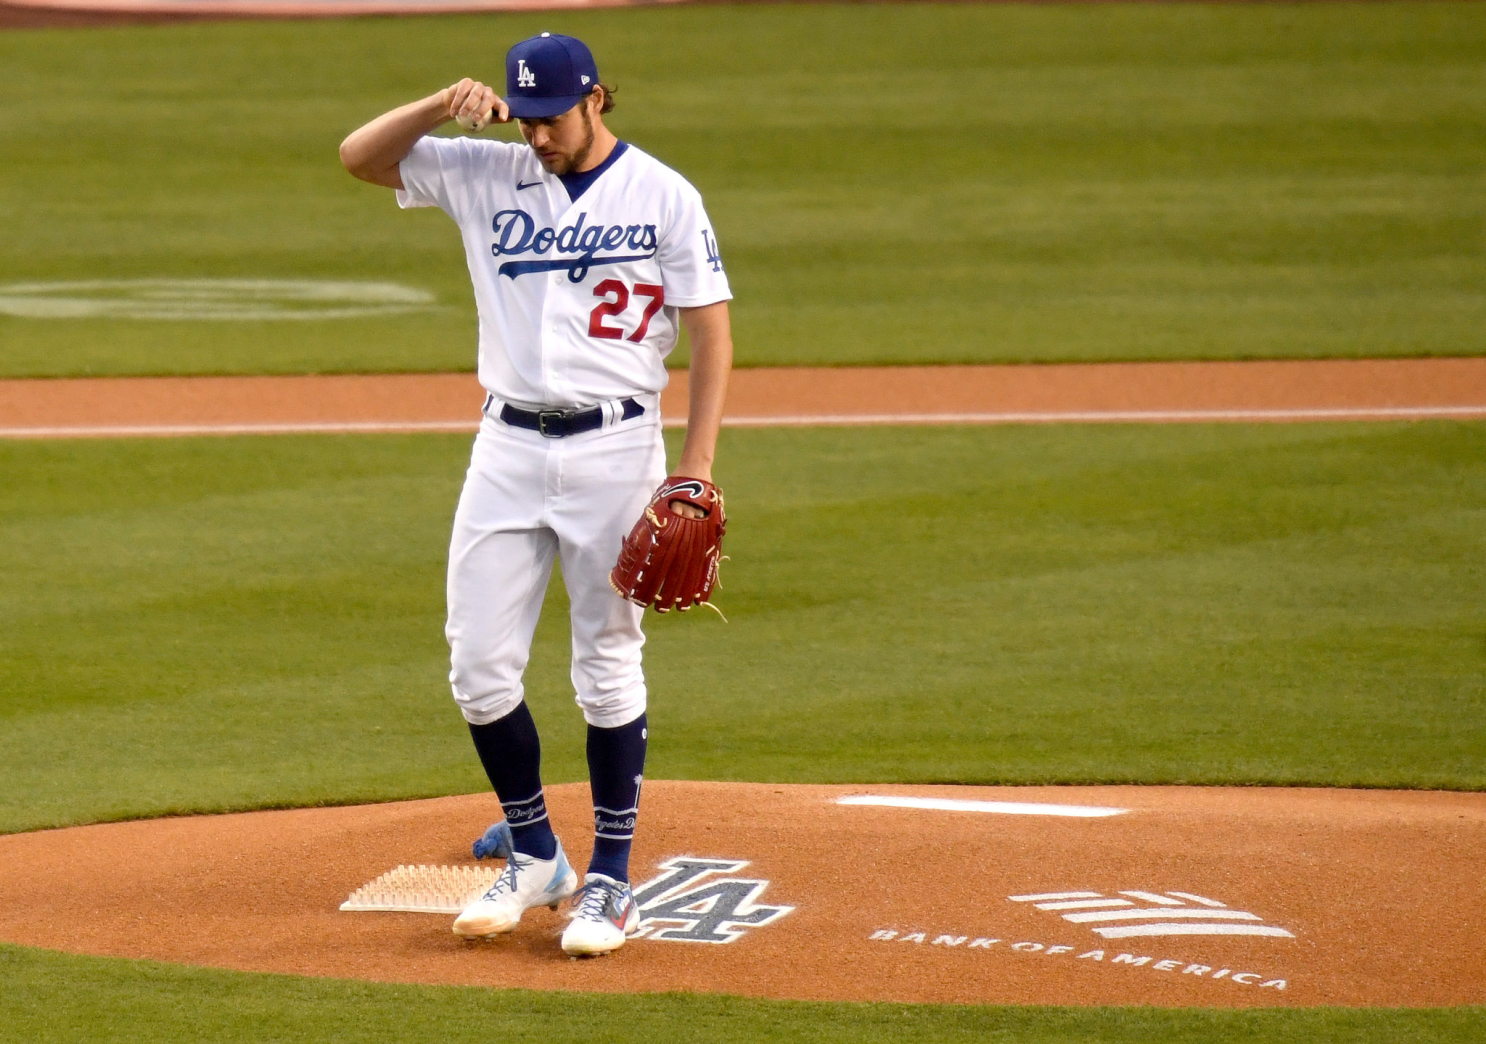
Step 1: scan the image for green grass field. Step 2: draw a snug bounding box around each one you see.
[3,423,1483,831]
[3,944,1483,1044]
[4,1,1485,1037]
[2,421,1484,1038]
[1,2,1483,376]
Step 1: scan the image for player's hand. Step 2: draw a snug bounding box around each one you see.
[668,469,713,519]
[443,78,509,132]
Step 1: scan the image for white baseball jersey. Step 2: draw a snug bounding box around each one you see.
[397,136,732,409]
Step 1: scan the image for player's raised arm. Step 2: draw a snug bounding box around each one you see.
[339,79,509,189]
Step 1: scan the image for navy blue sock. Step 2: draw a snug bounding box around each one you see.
[586,712,648,883]
[468,702,557,860]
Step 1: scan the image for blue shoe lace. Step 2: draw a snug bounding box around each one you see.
[574,877,628,922]
[483,852,533,899]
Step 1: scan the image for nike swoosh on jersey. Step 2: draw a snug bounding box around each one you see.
[516,180,542,190]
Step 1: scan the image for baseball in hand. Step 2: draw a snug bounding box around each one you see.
[455,108,491,133]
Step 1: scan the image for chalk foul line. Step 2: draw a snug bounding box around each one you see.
[4,404,1484,439]
[715,405,1486,427]
[0,421,479,438]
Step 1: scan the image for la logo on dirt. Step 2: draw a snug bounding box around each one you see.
[628,858,793,944]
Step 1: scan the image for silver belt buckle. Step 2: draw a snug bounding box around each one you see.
[536,408,573,438]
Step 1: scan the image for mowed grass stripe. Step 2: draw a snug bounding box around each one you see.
[1,945,1483,1044]
[0,2,1482,376]
[1,422,1481,836]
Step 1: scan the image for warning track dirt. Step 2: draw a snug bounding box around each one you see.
[0,782,1481,1007]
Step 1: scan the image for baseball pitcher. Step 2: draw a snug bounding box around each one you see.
[339,31,732,957]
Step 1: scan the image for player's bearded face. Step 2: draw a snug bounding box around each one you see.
[519,102,596,176]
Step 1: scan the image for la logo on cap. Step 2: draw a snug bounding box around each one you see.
[504,32,600,119]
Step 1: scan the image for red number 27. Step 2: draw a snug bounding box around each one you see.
[589,280,665,343]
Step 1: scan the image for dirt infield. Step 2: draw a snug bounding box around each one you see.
[2,357,1485,437]
[1,781,1482,1007]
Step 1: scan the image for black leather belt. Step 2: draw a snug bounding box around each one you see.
[497,397,644,438]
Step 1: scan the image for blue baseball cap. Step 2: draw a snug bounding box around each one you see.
[505,33,600,119]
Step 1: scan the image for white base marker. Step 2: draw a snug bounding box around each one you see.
[836,795,1127,818]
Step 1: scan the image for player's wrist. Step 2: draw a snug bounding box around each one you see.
[429,90,456,124]
[672,461,714,483]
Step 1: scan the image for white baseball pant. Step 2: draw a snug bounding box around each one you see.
[446,402,666,729]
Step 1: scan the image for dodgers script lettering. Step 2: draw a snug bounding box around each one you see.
[491,209,660,282]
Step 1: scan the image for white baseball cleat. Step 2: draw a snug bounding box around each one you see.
[453,842,578,938]
[561,873,641,957]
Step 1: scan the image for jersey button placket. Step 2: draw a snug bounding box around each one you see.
[543,195,588,407]
[550,270,568,403]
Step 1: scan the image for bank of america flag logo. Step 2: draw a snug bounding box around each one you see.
[1009,889,1295,940]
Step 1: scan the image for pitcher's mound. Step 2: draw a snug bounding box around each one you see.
[0,781,1481,1007]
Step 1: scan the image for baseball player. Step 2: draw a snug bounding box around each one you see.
[339,32,732,957]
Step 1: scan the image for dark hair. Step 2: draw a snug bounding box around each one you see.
[591,82,617,114]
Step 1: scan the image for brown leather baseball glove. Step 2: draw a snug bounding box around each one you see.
[610,475,727,614]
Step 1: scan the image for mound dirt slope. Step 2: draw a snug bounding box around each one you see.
[0,782,1481,1007]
